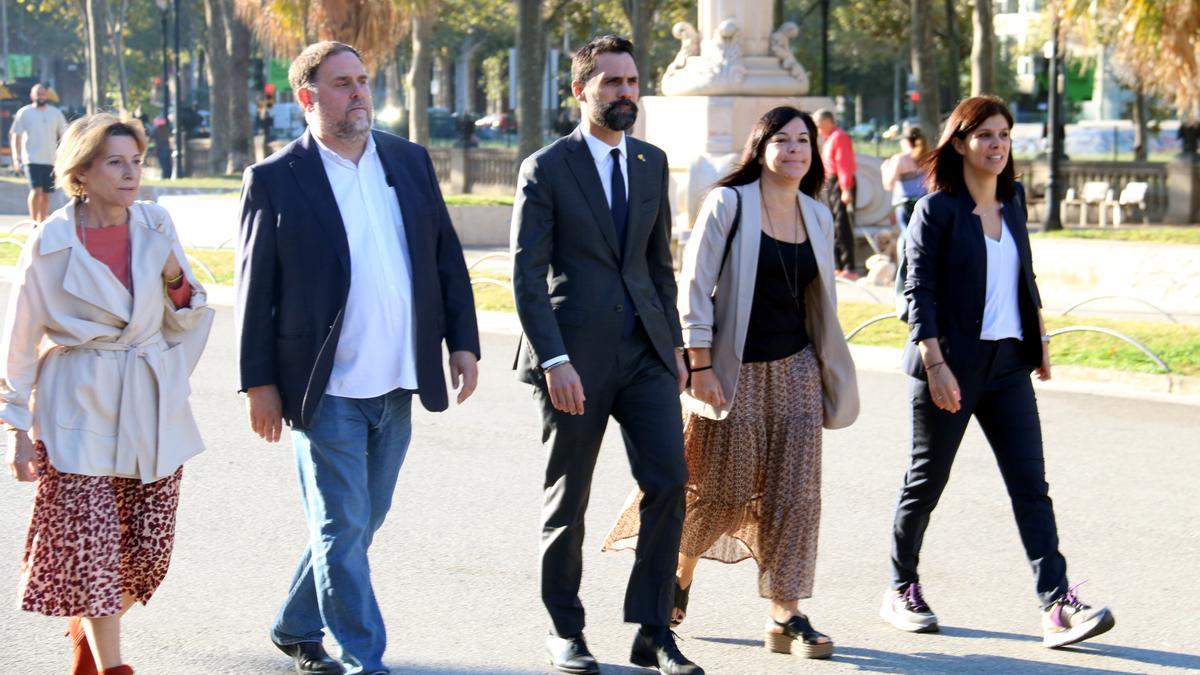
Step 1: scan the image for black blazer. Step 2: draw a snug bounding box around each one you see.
[901,182,1042,380]
[510,128,683,391]
[236,129,480,429]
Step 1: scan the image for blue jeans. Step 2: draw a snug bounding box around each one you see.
[271,388,413,674]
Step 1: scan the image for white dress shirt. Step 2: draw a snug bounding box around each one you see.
[540,127,630,370]
[314,133,418,397]
[979,217,1024,341]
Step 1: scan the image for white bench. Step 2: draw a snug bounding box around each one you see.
[1104,181,1150,227]
[1061,181,1112,226]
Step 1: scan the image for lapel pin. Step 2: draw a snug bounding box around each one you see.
[637,153,645,162]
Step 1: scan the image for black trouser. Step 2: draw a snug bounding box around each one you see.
[537,324,687,637]
[828,178,857,272]
[890,339,1069,609]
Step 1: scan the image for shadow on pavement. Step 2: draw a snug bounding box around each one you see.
[833,647,1137,674]
[939,626,1200,671]
[694,636,760,647]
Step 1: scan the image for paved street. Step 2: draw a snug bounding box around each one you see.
[3,300,1199,674]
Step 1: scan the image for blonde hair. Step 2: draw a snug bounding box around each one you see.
[55,113,148,200]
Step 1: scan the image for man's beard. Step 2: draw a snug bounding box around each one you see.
[34,100,46,107]
[591,99,637,132]
[332,110,372,141]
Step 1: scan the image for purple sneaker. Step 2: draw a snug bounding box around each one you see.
[1042,582,1115,648]
[880,582,939,633]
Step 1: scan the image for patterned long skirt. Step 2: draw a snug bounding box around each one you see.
[17,443,183,617]
[604,346,824,601]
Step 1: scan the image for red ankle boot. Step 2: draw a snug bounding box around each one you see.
[99,666,134,675]
[66,617,98,675]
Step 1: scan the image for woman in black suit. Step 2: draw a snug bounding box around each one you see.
[878,96,1114,649]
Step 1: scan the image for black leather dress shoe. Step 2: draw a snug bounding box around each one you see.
[630,627,704,675]
[271,639,342,675]
[545,633,600,674]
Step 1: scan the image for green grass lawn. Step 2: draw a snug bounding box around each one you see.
[2,238,1193,377]
[1033,226,1200,245]
[839,301,1200,376]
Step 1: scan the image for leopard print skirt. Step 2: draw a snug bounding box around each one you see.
[604,346,824,601]
[17,443,183,617]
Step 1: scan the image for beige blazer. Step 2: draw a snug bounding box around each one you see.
[678,181,859,429]
[0,200,214,482]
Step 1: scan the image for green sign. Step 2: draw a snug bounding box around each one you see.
[8,54,32,79]
[268,58,291,92]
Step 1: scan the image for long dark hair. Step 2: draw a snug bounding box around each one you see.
[714,106,825,198]
[922,95,1016,201]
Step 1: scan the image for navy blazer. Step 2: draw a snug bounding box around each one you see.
[510,128,683,391]
[901,182,1042,380]
[235,129,480,428]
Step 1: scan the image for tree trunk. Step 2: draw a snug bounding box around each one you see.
[622,0,656,96]
[970,0,994,96]
[516,0,544,161]
[911,0,941,139]
[385,57,402,109]
[106,0,130,113]
[407,4,434,146]
[1133,86,1148,162]
[84,0,108,113]
[226,0,252,174]
[943,0,960,106]
[435,50,453,110]
[203,0,230,175]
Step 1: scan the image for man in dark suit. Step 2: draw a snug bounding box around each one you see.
[511,35,703,675]
[236,41,479,675]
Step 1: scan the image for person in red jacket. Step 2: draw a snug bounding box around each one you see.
[815,109,859,280]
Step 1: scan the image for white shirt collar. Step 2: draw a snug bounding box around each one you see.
[580,125,627,164]
[312,131,377,168]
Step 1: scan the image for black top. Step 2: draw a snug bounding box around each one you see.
[743,232,818,363]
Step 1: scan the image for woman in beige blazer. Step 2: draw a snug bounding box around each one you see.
[606,107,858,659]
[1,114,213,675]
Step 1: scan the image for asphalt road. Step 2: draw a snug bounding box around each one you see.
[2,302,1198,674]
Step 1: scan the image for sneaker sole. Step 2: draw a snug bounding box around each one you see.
[880,605,939,633]
[1044,609,1115,649]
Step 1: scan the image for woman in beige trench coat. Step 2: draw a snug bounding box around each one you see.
[1,113,213,675]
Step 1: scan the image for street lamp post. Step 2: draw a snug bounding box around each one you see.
[172,0,184,179]
[1043,14,1064,231]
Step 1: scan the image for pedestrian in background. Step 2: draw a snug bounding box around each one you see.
[814,109,858,280]
[152,118,172,180]
[605,106,859,660]
[881,126,929,315]
[511,34,703,675]
[880,96,1115,649]
[10,83,69,222]
[2,113,214,675]
[236,41,479,675]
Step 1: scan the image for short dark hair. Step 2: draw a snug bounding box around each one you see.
[714,106,825,199]
[571,35,635,85]
[923,95,1016,200]
[289,41,362,92]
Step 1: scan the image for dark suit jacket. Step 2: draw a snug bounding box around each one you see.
[901,182,1042,380]
[511,128,682,392]
[236,129,480,429]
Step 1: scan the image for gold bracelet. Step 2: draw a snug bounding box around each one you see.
[164,272,185,289]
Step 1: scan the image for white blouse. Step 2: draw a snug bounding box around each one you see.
[979,217,1024,341]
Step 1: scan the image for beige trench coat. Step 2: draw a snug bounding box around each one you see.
[678,181,859,429]
[0,200,213,482]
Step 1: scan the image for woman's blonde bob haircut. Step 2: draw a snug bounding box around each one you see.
[55,113,148,200]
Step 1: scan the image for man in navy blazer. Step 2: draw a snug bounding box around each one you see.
[235,42,479,675]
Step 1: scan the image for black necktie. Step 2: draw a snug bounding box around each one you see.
[609,147,635,337]
[610,148,628,248]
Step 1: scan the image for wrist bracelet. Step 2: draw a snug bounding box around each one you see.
[165,272,185,289]
[924,361,944,371]
[689,364,713,373]
[1040,335,1051,343]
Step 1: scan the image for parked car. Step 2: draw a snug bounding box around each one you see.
[474,112,517,139]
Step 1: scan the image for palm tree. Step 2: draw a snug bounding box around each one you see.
[1062,0,1200,121]
[235,0,432,141]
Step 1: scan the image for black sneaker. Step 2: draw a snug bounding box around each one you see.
[630,627,704,675]
[545,632,599,674]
